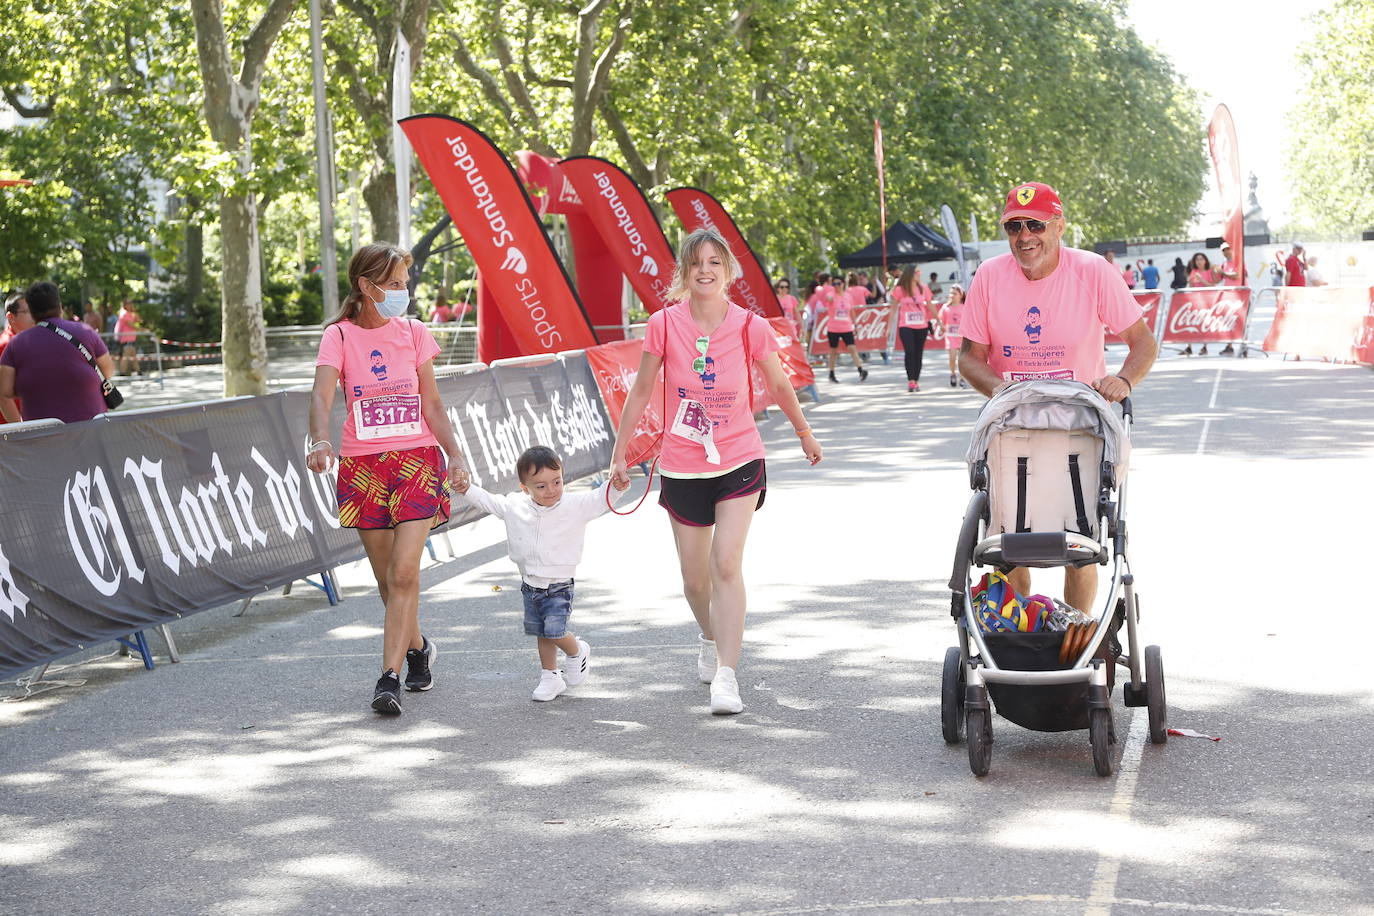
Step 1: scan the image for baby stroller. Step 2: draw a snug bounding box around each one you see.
[941,380,1167,776]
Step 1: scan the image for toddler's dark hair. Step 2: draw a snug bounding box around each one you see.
[517,445,562,481]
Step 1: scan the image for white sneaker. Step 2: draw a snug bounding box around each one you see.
[531,669,566,702]
[563,639,591,686]
[698,635,718,683]
[710,666,744,715]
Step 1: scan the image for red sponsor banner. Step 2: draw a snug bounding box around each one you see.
[560,157,677,313]
[1161,288,1251,344]
[750,317,814,408]
[1359,288,1374,365]
[400,115,598,356]
[1208,104,1245,286]
[583,339,664,465]
[1106,291,1163,344]
[809,304,893,355]
[1262,286,1374,361]
[665,187,782,319]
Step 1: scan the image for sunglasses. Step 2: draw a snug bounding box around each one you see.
[692,336,709,374]
[1003,217,1055,236]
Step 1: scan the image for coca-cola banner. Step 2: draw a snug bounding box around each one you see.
[766,317,816,390]
[665,187,782,319]
[1161,288,1251,344]
[1208,104,1245,287]
[584,339,665,466]
[0,361,615,679]
[1106,291,1163,344]
[1262,286,1374,362]
[560,157,677,313]
[809,304,894,355]
[400,115,599,355]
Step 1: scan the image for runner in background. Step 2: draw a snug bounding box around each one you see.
[114,300,140,375]
[888,265,932,392]
[1217,243,1245,355]
[609,228,823,716]
[774,277,801,337]
[822,273,868,383]
[938,283,967,388]
[306,242,464,716]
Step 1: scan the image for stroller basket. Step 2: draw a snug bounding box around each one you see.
[982,630,1117,732]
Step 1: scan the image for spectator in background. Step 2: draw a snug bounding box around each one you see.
[114,300,141,375]
[0,293,33,422]
[1218,244,1244,287]
[1121,259,1138,289]
[0,281,114,424]
[0,292,34,360]
[1284,243,1307,287]
[1184,253,1217,355]
[1140,259,1160,290]
[1169,256,1188,290]
[431,295,454,323]
[82,302,103,334]
[1305,254,1327,287]
[928,272,944,300]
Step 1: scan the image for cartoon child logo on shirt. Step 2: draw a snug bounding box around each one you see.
[699,356,716,390]
[1023,306,1043,345]
[369,349,388,381]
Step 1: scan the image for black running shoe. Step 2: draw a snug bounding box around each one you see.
[828,370,838,382]
[405,637,437,692]
[859,367,869,381]
[372,670,402,714]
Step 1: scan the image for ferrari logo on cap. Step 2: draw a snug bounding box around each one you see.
[1016,186,1035,206]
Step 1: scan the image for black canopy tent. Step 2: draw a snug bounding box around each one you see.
[837,221,977,268]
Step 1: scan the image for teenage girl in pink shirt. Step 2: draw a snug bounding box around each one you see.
[1184,252,1217,355]
[888,265,932,391]
[306,243,465,716]
[938,284,967,387]
[610,228,823,716]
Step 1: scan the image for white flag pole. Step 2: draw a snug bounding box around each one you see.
[393,28,413,252]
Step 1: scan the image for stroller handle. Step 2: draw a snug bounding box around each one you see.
[1120,396,1133,422]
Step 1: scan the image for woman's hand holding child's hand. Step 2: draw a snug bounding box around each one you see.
[452,467,471,494]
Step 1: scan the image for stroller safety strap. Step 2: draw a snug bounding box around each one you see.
[1068,454,1091,537]
[1016,457,1029,533]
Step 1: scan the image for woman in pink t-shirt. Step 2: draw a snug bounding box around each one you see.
[1185,252,1217,355]
[774,277,801,338]
[888,265,932,391]
[306,243,465,716]
[610,228,823,716]
[820,273,868,383]
[937,284,967,387]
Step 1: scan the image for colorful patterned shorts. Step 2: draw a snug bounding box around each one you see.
[336,446,450,530]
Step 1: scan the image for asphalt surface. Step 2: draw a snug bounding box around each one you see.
[2,349,1372,916]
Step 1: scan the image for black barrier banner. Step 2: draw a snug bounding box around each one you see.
[0,357,613,679]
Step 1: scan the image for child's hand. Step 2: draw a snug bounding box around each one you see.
[608,460,631,492]
[451,467,471,494]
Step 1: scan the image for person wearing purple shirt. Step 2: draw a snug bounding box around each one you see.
[0,280,114,423]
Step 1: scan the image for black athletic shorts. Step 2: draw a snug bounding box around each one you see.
[658,459,766,527]
[828,330,856,348]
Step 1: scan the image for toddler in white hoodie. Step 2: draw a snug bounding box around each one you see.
[455,445,628,701]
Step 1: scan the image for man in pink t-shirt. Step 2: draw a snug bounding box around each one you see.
[960,181,1158,613]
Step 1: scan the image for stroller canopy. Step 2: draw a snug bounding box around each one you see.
[966,380,1128,474]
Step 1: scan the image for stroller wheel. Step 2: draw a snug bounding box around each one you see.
[1089,707,1114,776]
[966,704,992,776]
[941,647,965,744]
[1145,645,1168,744]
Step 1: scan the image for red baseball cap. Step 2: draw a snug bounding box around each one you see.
[1001,182,1063,221]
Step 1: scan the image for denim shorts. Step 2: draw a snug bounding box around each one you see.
[521,580,574,638]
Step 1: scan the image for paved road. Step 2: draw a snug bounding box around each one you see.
[2,352,1372,915]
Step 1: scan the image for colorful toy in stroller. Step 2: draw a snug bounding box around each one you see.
[943,379,1167,776]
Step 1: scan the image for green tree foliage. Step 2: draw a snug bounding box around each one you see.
[1,0,1208,366]
[1287,0,1374,236]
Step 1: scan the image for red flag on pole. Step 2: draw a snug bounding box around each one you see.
[1208,104,1244,284]
[664,187,782,317]
[874,119,888,279]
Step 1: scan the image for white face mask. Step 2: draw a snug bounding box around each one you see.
[370,286,410,318]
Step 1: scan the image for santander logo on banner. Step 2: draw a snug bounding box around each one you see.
[400,115,598,354]
[559,157,677,313]
[665,187,782,319]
